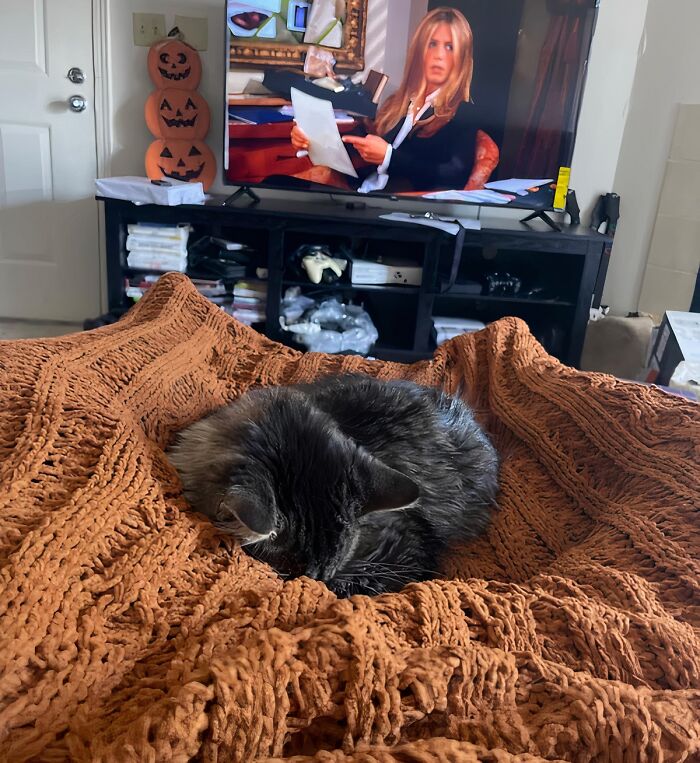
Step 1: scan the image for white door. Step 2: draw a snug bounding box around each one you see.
[0,0,100,321]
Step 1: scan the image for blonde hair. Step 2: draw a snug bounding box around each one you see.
[373,7,474,138]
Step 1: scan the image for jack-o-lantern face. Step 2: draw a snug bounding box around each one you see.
[145,89,210,139]
[145,139,216,190]
[147,39,202,90]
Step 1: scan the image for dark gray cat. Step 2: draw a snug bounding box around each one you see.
[168,375,498,597]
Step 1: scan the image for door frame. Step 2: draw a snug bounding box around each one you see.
[92,0,112,314]
[93,0,112,179]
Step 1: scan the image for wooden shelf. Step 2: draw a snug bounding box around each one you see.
[436,290,575,308]
[370,345,431,363]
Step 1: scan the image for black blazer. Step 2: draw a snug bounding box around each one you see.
[357,101,481,193]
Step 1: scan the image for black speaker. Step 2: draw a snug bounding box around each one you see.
[565,189,581,225]
[590,192,620,236]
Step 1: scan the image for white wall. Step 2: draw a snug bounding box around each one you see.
[568,0,648,226]
[104,0,651,285]
[636,104,700,317]
[105,0,225,191]
[602,0,700,315]
[368,0,428,99]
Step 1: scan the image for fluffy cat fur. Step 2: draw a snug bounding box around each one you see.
[168,375,498,596]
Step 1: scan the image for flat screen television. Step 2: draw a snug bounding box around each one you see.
[223,0,598,212]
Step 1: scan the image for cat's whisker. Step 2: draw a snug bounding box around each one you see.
[342,580,383,596]
[335,572,403,583]
[376,565,441,577]
[375,562,440,574]
[333,571,409,591]
[346,561,442,578]
[350,559,431,570]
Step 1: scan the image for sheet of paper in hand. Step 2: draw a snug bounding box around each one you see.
[290,88,358,178]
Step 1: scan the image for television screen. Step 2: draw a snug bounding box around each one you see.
[224,0,598,210]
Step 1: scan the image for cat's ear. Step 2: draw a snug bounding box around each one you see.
[221,489,276,546]
[361,458,419,514]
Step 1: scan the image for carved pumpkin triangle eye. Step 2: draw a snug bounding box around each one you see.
[160,147,173,158]
[185,98,196,110]
[160,99,172,111]
[188,146,202,156]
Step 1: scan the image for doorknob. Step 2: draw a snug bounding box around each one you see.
[68,94,87,113]
[67,67,86,84]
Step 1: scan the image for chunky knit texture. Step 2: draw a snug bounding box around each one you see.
[0,273,698,762]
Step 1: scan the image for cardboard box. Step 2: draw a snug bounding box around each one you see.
[647,311,700,385]
[351,259,423,287]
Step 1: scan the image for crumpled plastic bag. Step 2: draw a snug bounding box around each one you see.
[280,290,378,354]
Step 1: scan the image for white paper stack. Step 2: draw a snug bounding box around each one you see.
[422,189,514,205]
[225,281,267,325]
[433,316,486,346]
[126,223,192,272]
[95,176,205,206]
[484,178,553,196]
[379,212,481,234]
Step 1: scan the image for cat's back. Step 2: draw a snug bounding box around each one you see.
[301,375,441,448]
[302,375,498,540]
[300,375,488,462]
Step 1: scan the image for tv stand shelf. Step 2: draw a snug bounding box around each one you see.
[95,196,612,367]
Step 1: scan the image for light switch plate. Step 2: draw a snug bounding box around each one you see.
[174,15,209,51]
[133,13,166,46]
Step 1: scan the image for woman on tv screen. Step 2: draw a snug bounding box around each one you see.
[290,7,494,194]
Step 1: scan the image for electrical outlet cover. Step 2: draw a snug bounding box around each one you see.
[133,13,167,46]
[174,16,209,51]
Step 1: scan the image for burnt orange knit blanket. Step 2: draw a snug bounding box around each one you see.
[1,273,698,762]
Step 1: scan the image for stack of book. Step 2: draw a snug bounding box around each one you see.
[126,223,191,272]
[125,274,159,301]
[223,281,267,326]
[125,275,226,303]
[433,316,486,346]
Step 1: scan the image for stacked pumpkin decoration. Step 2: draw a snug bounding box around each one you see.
[144,31,217,191]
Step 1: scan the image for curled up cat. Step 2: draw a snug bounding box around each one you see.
[168,375,499,597]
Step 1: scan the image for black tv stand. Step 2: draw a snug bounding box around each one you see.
[223,186,261,206]
[95,195,613,368]
[520,209,562,233]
